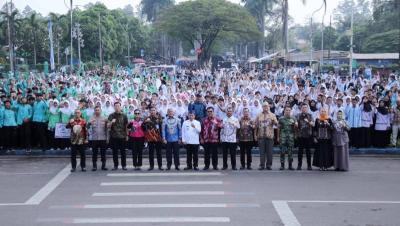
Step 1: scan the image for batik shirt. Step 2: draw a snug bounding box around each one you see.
[201,117,222,143]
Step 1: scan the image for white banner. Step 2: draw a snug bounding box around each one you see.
[55,123,71,138]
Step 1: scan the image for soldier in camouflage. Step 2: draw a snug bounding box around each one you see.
[278,106,298,170]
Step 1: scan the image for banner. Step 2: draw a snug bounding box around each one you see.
[55,123,71,138]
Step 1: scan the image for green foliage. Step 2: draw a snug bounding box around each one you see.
[156,0,261,66]
[362,29,400,53]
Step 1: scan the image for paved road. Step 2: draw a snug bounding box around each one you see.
[0,156,399,226]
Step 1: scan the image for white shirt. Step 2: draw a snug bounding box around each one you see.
[182,119,201,145]
[220,116,240,143]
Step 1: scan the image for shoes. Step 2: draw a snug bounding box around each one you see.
[70,168,76,172]
[166,166,171,171]
[240,166,245,170]
[193,167,199,171]
[122,167,127,171]
[184,167,192,170]
[297,166,302,170]
[213,167,219,170]
[288,163,295,171]
[247,166,252,170]
[221,167,227,170]
[148,167,154,171]
[203,166,209,170]
[92,167,97,171]
[101,167,108,171]
[232,167,237,171]
[280,163,285,170]
[258,167,265,170]
[81,168,86,172]
[175,167,180,171]
[158,167,164,171]
[112,167,118,171]
[266,166,272,170]
[307,166,312,171]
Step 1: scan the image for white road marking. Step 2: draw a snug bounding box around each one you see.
[107,172,223,177]
[272,201,301,226]
[100,180,223,186]
[24,164,71,205]
[92,191,255,197]
[0,203,30,206]
[286,200,400,204]
[50,203,260,209]
[0,172,51,175]
[70,217,230,224]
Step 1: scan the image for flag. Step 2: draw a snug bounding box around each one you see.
[48,19,55,71]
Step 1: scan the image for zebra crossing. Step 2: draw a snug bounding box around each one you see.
[37,159,261,225]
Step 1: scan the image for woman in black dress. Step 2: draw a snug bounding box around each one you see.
[313,108,334,171]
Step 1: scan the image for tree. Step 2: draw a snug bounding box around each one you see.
[140,0,174,22]
[27,12,39,66]
[156,0,261,67]
[362,29,400,53]
[242,0,277,57]
[49,13,66,67]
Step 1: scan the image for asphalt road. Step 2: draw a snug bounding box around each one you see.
[0,155,399,226]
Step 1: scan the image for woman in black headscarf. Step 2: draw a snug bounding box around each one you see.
[373,100,391,147]
[359,96,374,147]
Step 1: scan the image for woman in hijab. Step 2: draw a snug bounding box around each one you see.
[309,100,319,121]
[332,110,350,171]
[373,100,391,147]
[313,108,334,171]
[359,96,374,147]
[48,100,61,150]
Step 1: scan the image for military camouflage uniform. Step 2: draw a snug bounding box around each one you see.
[279,116,297,164]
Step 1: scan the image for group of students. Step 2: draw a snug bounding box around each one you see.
[62,96,350,173]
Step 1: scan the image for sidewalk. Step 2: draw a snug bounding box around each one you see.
[1,147,400,156]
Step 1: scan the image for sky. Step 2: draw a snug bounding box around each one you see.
[8,0,340,25]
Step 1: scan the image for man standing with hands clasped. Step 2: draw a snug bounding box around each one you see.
[182,111,201,170]
[162,108,182,170]
[277,106,298,170]
[255,102,278,170]
[221,107,240,170]
[108,102,128,171]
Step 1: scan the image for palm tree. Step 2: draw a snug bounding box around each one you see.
[27,12,39,67]
[140,0,174,22]
[140,0,175,62]
[243,0,278,58]
[49,13,66,68]
[282,0,326,66]
[0,2,19,72]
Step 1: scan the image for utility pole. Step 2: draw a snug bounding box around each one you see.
[349,3,354,78]
[70,0,73,75]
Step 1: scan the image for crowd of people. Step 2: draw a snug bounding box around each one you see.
[0,65,399,172]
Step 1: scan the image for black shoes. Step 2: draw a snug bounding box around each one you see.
[81,168,86,172]
[203,166,209,170]
[148,167,154,171]
[92,167,97,172]
[70,168,76,172]
[184,167,192,170]
[258,166,265,170]
[280,163,285,170]
[193,167,199,171]
[122,167,127,171]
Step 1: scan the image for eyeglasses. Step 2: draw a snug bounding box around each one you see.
[134,113,140,115]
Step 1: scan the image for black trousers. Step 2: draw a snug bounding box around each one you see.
[148,142,163,168]
[32,122,47,150]
[47,129,55,149]
[91,140,107,167]
[222,142,237,168]
[349,128,361,148]
[129,137,144,167]
[186,144,199,168]
[71,144,86,169]
[297,137,312,167]
[359,127,372,148]
[166,141,180,168]
[204,142,219,168]
[239,141,253,167]
[18,122,31,150]
[110,138,126,168]
[3,126,17,149]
